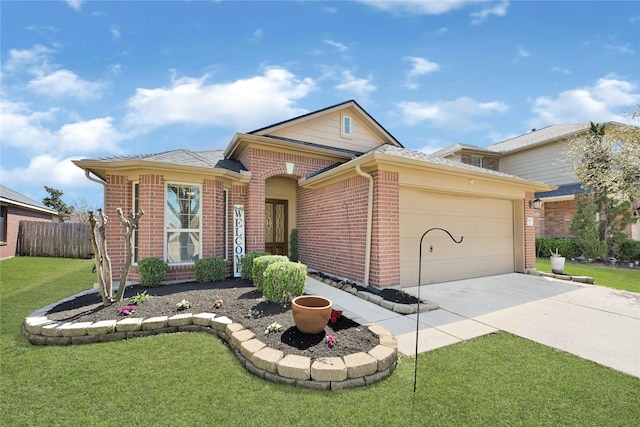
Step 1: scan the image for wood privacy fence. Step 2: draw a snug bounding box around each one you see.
[17,221,93,259]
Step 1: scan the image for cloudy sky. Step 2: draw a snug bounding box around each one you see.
[1,0,638,209]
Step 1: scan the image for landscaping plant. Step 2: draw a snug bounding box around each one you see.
[239,251,268,280]
[194,256,227,283]
[129,291,149,305]
[137,257,169,287]
[262,260,306,303]
[251,255,288,290]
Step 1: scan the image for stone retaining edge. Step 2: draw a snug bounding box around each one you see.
[22,312,397,391]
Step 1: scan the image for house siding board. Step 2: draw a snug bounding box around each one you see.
[0,206,53,259]
[269,110,385,154]
[500,142,575,185]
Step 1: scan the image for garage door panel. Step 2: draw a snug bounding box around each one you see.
[400,189,514,286]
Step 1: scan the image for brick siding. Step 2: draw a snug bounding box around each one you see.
[0,207,53,259]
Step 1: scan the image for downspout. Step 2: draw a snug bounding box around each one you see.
[84,170,107,208]
[355,165,373,286]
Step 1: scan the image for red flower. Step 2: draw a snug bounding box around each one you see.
[330,309,342,324]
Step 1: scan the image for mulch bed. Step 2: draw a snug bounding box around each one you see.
[46,279,379,359]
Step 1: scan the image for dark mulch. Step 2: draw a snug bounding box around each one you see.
[46,279,379,359]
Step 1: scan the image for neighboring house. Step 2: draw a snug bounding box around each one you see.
[73,100,551,288]
[435,123,640,241]
[0,185,59,259]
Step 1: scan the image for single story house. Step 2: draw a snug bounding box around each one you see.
[0,185,59,259]
[434,123,640,241]
[73,100,552,288]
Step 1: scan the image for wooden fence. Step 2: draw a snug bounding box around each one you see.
[16,221,93,259]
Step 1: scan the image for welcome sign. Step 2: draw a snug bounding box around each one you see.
[233,205,245,277]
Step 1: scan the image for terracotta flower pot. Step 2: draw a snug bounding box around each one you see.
[291,295,332,334]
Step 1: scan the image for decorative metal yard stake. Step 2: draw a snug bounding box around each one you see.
[414,227,463,393]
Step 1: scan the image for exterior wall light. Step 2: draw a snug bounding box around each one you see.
[529,198,543,209]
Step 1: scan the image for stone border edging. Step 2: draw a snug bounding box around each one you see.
[309,273,439,314]
[22,302,398,391]
[537,271,595,284]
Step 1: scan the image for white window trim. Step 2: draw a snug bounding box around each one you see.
[164,182,203,265]
[341,113,353,138]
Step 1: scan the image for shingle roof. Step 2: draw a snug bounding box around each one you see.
[535,182,587,198]
[0,185,58,213]
[90,149,247,173]
[432,143,496,157]
[373,145,538,181]
[485,123,590,153]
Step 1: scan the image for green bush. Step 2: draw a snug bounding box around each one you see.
[289,229,298,262]
[251,255,288,290]
[137,258,168,287]
[535,237,580,259]
[194,257,228,283]
[262,261,307,303]
[616,239,640,262]
[240,252,268,280]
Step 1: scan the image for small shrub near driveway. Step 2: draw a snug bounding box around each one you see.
[194,257,227,283]
[137,258,168,287]
[262,261,307,303]
[251,255,288,290]
[240,252,268,280]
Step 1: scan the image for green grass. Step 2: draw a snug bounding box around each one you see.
[2,257,639,426]
[536,257,640,293]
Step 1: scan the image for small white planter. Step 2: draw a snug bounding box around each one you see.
[550,256,566,274]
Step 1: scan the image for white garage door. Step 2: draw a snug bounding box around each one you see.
[400,189,514,286]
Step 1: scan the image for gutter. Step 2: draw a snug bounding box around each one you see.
[355,165,373,286]
[84,170,107,208]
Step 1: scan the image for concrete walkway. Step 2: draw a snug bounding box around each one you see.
[307,273,640,378]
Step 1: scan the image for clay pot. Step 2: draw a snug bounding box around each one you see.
[291,296,332,334]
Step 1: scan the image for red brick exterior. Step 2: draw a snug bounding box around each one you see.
[0,206,54,259]
[369,170,400,288]
[536,200,577,238]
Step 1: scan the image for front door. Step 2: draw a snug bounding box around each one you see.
[265,199,288,256]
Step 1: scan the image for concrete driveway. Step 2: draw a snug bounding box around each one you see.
[401,273,640,378]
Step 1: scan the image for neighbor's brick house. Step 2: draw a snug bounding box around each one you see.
[0,185,59,259]
[74,100,552,288]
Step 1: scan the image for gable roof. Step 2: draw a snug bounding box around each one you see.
[432,142,498,158]
[485,123,591,154]
[248,99,403,147]
[0,185,58,215]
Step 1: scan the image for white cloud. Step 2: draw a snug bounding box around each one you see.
[605,43,634,55]
[66,0,84,12]
[397,96,509,132]
[406,56,440,78]
[3,45,54,72]
[358,0,469,15]
[324,40,348,52]
[529,76,640,128]
[334,71,376,99]
[471,0,509,25]
[125,67,315,131]
[27,69,105,101]
[110,25,121,40]
[551,66,571,75]
[1,155,91,188]
[417,138,452,154]
[517,46,531,58]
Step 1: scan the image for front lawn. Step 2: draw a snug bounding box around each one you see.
[2,257,639,426]
[536,257,640,293]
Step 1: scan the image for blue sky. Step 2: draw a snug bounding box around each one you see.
[1,0,639,210]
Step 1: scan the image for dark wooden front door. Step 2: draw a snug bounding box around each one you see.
[265,199,287,256]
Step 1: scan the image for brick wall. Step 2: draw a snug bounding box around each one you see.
[540,200,577,238]
[524,192,537,270]
[0,207,53,259]
[298,175,369,283]
[369,170,400,288]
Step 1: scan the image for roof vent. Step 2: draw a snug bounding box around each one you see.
[531,128,536,132]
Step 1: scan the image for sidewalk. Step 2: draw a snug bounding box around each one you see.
[307,273,640,378]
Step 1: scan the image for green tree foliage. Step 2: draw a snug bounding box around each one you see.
[42,186,72,214]
[569,197,607,259]
[566,116,639,260]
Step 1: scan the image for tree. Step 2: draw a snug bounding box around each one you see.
[42,186,72,214]
[114,207,144,302]
[566,117,640,260]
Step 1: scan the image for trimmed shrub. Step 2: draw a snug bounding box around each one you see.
[289,229,299,262]
[137,258,168,287]
[240,252,268,280]
[252,255,288,290]
[194,257,228,283]
[616,239,640,262]
[263,261,307,303]
[536,237,580,259]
